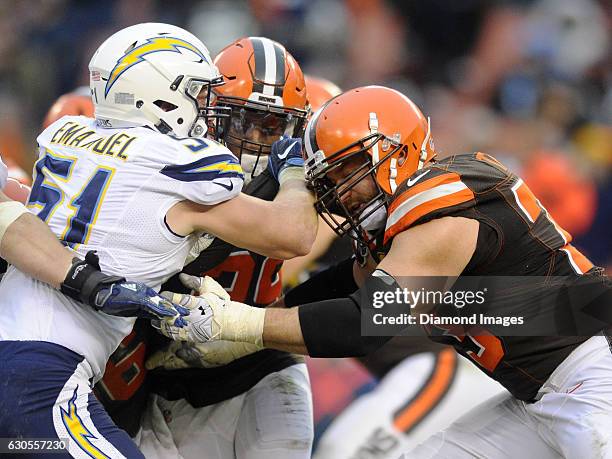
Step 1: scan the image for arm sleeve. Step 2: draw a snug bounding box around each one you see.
[298,297,392,357]
[297,270,401,357]
[284,257,357,306]
[242,168,279,200]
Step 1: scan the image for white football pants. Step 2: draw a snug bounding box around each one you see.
[401,334,612,459]
[136,363,313,459]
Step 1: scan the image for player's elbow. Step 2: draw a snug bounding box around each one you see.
[273,239,313,260]
[271,228,315,259]
[253,231,313,259]
[294,221,317,257]
[292,229,317,257]
[295,236,315,258]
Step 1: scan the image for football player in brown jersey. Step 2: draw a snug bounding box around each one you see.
[283,79,506,459]
[162,85,612,458]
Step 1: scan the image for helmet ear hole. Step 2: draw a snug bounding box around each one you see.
[397,146,408,167]
[177,118,183,124]
[153,100,178,112]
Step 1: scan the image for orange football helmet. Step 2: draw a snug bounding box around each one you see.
[213,37,309,178]
[305,75,341,112]
[304,85,435,245]
[42,89,94,129]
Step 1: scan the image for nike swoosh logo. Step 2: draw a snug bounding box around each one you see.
[213,181,233,191]
[277,141,298,159]
[406,170,431,186]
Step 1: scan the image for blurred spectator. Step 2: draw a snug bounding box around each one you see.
[522,150,597,237]
[187,0,258,56]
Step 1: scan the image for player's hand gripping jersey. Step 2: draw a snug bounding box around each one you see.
[383,152,603,401]
[0,116,242,380]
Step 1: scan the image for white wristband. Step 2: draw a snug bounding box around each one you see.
[0,200,29,243]
[279,166,305,186]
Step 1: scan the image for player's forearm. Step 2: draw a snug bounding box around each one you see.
[231,184,315,259]
[281,216,338,284]
[297,296,393,357]
[262,295,393,358]
[0,211,73,289]
[262,307,309,354]
[267,175,317,258]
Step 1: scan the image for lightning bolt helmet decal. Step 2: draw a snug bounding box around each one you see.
[105,36,208,98]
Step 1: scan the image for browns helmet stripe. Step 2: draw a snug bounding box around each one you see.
[249,37,287,98]
[272,41,285,97]
[259,38,277,96]
[250,37,266,94]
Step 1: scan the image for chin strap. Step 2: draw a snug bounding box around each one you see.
[389,157,398,194]
[370,111,399,193]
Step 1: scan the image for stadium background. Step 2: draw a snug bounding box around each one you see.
[0,0,609,450]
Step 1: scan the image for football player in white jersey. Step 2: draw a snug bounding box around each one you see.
[0,23,316,459]
[0,155,183,321]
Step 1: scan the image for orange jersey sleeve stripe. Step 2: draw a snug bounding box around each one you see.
[388,172,462,215]
[511,179,542,223]
[560,244,594,274]
[385,187,475,243]
[392,348,457,433]
[511,178,574,245]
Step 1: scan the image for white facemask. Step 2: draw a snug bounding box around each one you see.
[359,199,387,232]
[241,153,269,185]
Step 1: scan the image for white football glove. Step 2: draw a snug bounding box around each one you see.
[180,272,231,300]
[146,340,261,370]
[156,274,266,347]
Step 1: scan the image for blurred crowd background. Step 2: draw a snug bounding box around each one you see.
[0,0,610,447]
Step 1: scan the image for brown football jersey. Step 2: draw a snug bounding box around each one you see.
[383,153,605,401]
